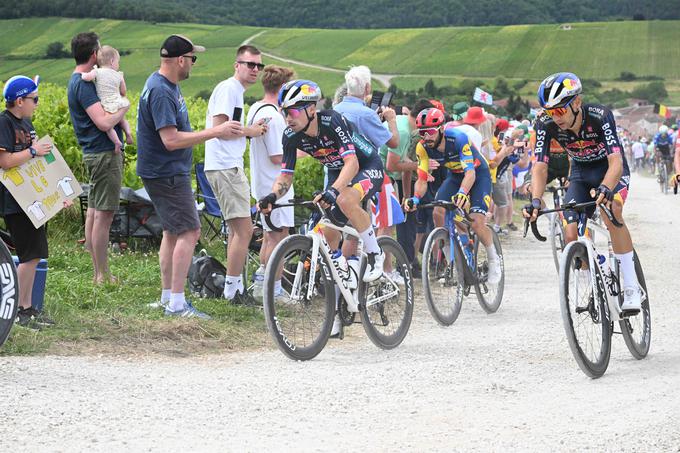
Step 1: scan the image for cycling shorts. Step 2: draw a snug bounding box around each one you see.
[564,160,630,224]
[435,167,492,216]
[325,161,384,226]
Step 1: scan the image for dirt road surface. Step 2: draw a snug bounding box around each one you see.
[1,173,679,452]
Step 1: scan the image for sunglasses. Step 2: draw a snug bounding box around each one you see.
[24,96,39,104]
[544,97,575,118]
[238,61,265,70]
[181,54,197,63]
[282,105,309,118]
[418,127,440,137]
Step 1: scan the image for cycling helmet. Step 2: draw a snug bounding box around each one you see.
[416,108,445,129]
[659,125,668,134]
[537,72,582,109]
[278,80,322,109]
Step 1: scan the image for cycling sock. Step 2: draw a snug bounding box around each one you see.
[615,251,638,288]
[169,292,186,312]
[359,227,380,254]
[161,289,171,303]
[486,244,499,262]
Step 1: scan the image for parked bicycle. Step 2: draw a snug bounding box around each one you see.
[262,199,413,361]
[420,200,504,326]
[525,201,651,378]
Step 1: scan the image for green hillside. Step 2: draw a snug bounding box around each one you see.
[1,18,679,102]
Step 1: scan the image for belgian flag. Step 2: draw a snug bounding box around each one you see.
[654,103,671,118]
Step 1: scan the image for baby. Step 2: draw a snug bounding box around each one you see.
[82,45,133,152]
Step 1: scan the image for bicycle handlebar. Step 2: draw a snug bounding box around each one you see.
[523,200,624,242]
[417,200,473,225]
[262,198,320,232]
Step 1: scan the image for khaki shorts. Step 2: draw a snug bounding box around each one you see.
[205,167,251,220]
[83,151,123,211]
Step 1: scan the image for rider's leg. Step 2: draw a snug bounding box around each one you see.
[433,206,446,228]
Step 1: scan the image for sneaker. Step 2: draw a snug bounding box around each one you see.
[491,224,508,236]
[487,259,502,285]
[147,299,169,309]
[621,286,642,313]
[363,250,385,282]
[506,223,519,232]
[164,301,212,319]
[329,314,342,339]
[387,270,405,286]
[16,307,54,328]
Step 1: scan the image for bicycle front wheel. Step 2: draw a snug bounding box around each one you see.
[0,239,19,347]
[422,227,464,326]
[559,242,612,378]
[263,235,335,361]
[359,236,414,349]
[620,251,652,359]
[549,213,566,274]
[474,228,504,313]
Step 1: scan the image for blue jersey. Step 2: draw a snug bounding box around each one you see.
[653,132,673,153]
[416,125,488,181]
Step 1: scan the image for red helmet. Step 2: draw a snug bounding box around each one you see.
[416,108,445,129]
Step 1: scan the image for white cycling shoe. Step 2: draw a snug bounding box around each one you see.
[363,250,385,282]
[621,286,642,314]
[487,258,502,285]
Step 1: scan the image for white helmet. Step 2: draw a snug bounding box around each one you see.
[537,72,582,109]
[278,80,322,109]
[659,125,668,134]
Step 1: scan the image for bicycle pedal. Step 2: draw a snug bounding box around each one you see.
[621,308,641,318]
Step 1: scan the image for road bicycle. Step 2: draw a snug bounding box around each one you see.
[0,237,19,347]
[420,200,504,326]
[545,181,569,273]
[525,201,651,378]
[262,199,414,361]
[655,154,672,194]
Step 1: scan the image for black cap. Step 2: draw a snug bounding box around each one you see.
[160,35,205,58]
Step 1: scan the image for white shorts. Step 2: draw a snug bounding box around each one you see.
[260,204,294,232]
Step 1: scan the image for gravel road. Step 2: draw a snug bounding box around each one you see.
[1,173,679,452]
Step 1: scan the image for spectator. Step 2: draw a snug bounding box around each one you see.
[246,65,296,297]
[0,75,56,329]
[632,137,646,171]
[204,45,268,303]
[137,35,241,318]
[67,32,129,284]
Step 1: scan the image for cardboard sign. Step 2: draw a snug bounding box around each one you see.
[0,135,82,228]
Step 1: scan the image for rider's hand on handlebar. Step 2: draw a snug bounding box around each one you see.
[452,191,470,212]
[522,198,542,222]
[257,192,277,214]
[402,196,420,212]
[592,185,614,209]
[314,187,339,209]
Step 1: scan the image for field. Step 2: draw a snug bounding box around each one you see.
[1,18,679,102]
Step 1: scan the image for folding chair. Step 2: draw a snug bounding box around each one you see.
[195,162,226,243]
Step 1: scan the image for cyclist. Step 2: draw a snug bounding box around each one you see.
[524,72,642,313]
[654,125,674,183]
[258,80,386,282]
[404,108,501,284]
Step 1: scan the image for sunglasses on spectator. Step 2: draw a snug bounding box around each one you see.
[544,97,575,118]
[418,127,440,137]
[24,95,39,104]
[181,55,197,63]
[238,61,265,70]
[282,105,310,118]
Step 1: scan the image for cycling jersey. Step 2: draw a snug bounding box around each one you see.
[533,104,623,165]
[654,132,674,156]
[416,125,489,180]
[281,109,377,174]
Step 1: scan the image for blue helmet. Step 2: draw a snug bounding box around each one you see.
[538,72,582,109]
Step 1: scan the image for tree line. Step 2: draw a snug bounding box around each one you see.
[2,0,678,28]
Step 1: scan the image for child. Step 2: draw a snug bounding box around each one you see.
[0,75,55,329]
[81,45,133,153]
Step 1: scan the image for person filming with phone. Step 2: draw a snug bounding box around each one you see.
[205,45,268,303]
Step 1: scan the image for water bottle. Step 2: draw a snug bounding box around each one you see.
[459,233,474,267]
[252,265,265,300]
[330,250,349,283]
[346,255,360,290]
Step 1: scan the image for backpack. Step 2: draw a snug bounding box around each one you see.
[187,250,226,298]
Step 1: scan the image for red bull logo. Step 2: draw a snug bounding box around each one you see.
[301,85,317,96]
[352,179,374,199]
[313,148,333,158]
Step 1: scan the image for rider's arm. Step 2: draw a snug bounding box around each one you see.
[529,162,549,200]
[601,153,624,190]
[271,172,293,199]
[413,141,430,199]
[674,143,680,177]
[273,132,298,198]
[457,139,477,194]
[331,154,360,192]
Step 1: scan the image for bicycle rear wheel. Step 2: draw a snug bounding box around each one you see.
[620,251,652,359]
[474,228,504,313]
[422,227,464,326]
[359,236,414,349]
[0,239,19,347]
[659,163,668,194]
[559,242,612,378]
[549,213,566,274]
[263,235,335,361]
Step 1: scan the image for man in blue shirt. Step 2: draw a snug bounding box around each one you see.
[137,35,242,318]
[67,32,129,285]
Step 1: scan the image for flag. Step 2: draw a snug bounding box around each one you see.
[372,175,405,229]
[654,103,671,119]
[473,87,493,105]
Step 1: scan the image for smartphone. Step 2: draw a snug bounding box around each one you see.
[498,131,505,142]
[262,117,272,125]
[369,91,384,111]
[232,107,243,122]
[394,106,404,115]
[380,92,393,108]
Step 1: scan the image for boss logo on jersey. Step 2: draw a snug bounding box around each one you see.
[535,128,546,151]
[334,126,352,144]
[602,122,618,147]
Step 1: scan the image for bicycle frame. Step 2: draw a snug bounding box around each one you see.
[444,212,478,283]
